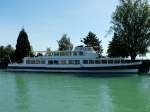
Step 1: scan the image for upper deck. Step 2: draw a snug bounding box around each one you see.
[31,46,98,60]
[21,46,141,66]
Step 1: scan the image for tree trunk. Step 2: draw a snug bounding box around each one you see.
[130,52,137,61]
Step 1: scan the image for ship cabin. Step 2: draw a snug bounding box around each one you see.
[23,46,133,65]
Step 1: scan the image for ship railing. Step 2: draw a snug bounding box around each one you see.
[34,50,85,57]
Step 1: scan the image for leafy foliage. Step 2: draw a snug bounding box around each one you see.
[57,34,73,51]
[15,29,33,62]
[107,33,129,57]
[81,32,103,55]
[0,45,15,62]
[111,0,150,60]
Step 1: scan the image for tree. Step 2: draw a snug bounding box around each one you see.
[107,33,129,57]
[37,53,43,56]
[57,34,73,51]
[81,32,103,55]
[30,46,35,57]
[4,45,15,62]
[0,46,5,58]
[111,0,150,60]
[15,28,32,62]
[0,45,15,63]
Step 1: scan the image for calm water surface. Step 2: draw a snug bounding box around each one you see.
[0,70,150,112]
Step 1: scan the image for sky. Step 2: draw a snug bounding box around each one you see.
[0,0,149,58]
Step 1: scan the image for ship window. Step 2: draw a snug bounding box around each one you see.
[108,60,113,64]
[73,52,77,56]
[54,60,59,64]
[35,60,40,64]
[89,60,94,64]
[54,52,59,56]
[80,48,83,51]
[121,60,124,63]
[69,60,74,64]
[79,51,83,56]
[66,52,71,56]
[41,60,45,64]
[102,60,107,64]
[31,60,35,64]
[83,60,88,64]
[70,52,72,56]
[60,52,65,56]
[26,60,30,64]
[114,60,120,64]
[60,60,66,64]
[75,60,80,64]
[95,60,101,64]
[48,60,53,64]
[89,48,92,51]
[125,60,130,63]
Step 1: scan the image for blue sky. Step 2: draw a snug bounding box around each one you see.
[0,0,149,58]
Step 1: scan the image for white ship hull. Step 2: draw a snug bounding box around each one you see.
[7,63,141,74]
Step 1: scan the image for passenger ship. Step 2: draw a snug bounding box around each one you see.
[7,46,142,74]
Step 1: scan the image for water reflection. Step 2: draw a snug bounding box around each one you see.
[0,71,150,112]
[15,75,29,112]
[109,77,149,112]
[0,71,16,112]
[13,73,114,112]
[98,83,113,112]
[64,77,113,112]
[139,76,150,112]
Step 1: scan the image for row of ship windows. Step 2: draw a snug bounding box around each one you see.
[26,60,46,64]
[84,60,124,64]
[26,59,125,64]
[26,60,80,64]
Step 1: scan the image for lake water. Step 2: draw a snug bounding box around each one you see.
[0,70,150,112]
